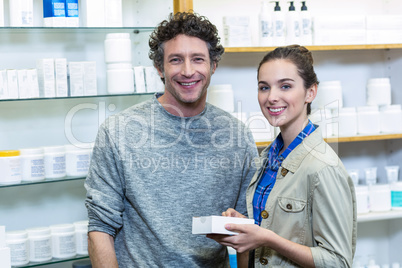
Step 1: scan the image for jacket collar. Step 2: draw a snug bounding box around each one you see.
[281,127,324,173]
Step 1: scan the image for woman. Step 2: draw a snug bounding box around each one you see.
[208,45,357,267]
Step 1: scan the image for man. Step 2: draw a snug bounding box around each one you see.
[85,12,258,267]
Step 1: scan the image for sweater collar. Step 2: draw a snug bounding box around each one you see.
[153,93,208,121]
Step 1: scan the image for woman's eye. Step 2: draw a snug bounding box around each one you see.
[281,84,291,90]
[259,86,270,91]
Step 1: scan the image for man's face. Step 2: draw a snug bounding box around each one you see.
[157,34,216,110]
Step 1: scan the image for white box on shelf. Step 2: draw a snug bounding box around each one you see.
[55,58,68,97]
[313,15,366,30]
[9,0,33,27]
[366,30,402,45]
[366,15,402,30]
[83,61,98,96]
[80,0,105,27]
[6,70,19,99]
[134,66,146,93]
[0,70,8,99]
[26,69,40,98]
[44,16,66,27]
[43,0,66,27]
[65,0,79,27]
[313,29,366,46]
[144,66,163,93]
[37,58,56,98]
[223,25,252,47]
[68,61,84,96]
[105,0,122,27]
[17,69,29,99]
[192,216,254,235]
[222,16,252,47]
[223,16,250,27]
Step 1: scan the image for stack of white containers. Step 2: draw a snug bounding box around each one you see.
[337,107,358,137]
[313,77,402,137]
[366,78,391,106]
[314,80,343,110]
[309,108,335,138]
[357,77,402,134]
[207,84,235,113]
[104,33,134,94]
[380,105,402,133]
[357,106,380,135]
[4,220,89,266]
[310,80,343,137]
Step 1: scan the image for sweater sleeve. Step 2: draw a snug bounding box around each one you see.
[85,123,126,237]
[310,165,355,268]
[234,128,259,217]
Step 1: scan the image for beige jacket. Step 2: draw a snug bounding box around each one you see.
[246,128,357,268]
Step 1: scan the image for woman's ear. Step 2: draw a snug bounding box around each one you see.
[305,84,318,103]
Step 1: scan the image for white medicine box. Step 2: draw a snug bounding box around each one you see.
[192,216,254,235]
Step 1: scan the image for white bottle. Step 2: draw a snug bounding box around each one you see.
[286,1,301,45]
[0,0,4,27]
[300,1,313,45]
[259,1,273,46]
[0,226,11,268]
[272,1,286,46]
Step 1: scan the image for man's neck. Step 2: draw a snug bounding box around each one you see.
[157,94,206,117]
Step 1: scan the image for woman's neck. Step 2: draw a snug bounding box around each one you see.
[279,118,309,155]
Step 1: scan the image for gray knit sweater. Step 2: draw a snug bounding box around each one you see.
[85,94,258,267]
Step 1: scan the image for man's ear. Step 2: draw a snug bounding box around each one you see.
[211,62,217,75]
[155,65,164,79]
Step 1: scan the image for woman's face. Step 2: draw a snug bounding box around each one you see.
[257,59,316,132]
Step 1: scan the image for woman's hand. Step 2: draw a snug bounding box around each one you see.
[207,223,270,253]
[221,208,246,218]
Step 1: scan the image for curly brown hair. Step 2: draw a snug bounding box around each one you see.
[149,12,224,83]
[257,45,319,115]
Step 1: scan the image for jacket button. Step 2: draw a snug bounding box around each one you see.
[286,204,292,210]
[261,210,269,219]
[281,168,288,176]
[260,257,268,265]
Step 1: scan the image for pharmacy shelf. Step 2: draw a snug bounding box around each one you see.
[357,210,402,223]
[0,92,155,102]
[225,44,402,53]
[13,255,89,268]
[325,133,402,143]
[0,176,86,188]
[255,133,402,147]
[0,26,154,34]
